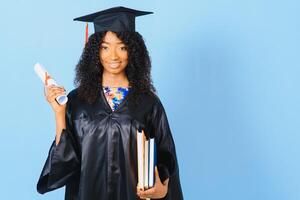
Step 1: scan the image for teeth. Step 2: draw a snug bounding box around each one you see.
[109,63,120,68]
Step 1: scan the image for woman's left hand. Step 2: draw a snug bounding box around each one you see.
[137,167,169,199]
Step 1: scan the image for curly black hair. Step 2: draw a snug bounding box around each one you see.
[74,31,156,105]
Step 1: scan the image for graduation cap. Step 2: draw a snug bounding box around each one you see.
[74,6,153,43]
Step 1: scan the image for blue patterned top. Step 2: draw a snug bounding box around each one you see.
[103,86,130,111]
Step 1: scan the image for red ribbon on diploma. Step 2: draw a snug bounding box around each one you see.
[45,72,51,86]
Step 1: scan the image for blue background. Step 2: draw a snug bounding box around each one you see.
[0,0,299,199]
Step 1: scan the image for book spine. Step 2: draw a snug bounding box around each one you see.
[144,140,149,189]
[137,130,145,190]
[148,138,156,187]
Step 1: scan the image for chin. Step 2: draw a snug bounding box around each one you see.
[104,67,126,75]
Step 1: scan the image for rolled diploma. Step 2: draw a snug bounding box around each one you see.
[34,63,68,105]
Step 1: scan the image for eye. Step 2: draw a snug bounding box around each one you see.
[120,46,127,51]
[101,45,109,50]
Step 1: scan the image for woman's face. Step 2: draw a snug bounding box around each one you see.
[99,31,129,75]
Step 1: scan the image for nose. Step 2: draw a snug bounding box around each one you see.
[110,49,119,60]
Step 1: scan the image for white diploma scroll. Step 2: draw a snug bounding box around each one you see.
[34,63,68,105]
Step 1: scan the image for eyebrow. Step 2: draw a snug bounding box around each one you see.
[102,41,124,45]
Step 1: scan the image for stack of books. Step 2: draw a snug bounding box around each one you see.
[137,129,157,194]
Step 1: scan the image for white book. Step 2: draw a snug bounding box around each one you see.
[144,140,149,189]
[137,131,154,200]
[148,138,156,188]
[137,130,145,190]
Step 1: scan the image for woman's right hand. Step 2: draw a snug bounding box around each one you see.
[44,85,67,114]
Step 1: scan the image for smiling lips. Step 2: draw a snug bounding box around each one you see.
[108,62,121,68]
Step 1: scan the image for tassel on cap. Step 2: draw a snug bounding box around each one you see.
[85,22,89,44]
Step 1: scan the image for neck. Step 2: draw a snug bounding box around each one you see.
[102,71,129,87]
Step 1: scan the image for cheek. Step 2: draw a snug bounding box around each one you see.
[121,53,128,68]
[99,52,109,66]
[99,51,108,60]
[120,52,128,61]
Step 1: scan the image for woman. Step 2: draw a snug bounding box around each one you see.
[37,6,183,200]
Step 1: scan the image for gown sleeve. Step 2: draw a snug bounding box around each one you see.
[37,98,81,194]
[147,99,184,199]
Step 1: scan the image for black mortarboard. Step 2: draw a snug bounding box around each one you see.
[73,6,153,32]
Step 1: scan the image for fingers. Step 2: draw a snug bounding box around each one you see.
[137,167,168,199]
[138,186,166,199]
[45,86,66,95]
[45,85,66,103]
[45,85,65,94]
[139,187,155,197]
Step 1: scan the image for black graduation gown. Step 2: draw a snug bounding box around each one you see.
[37,88,183,200]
